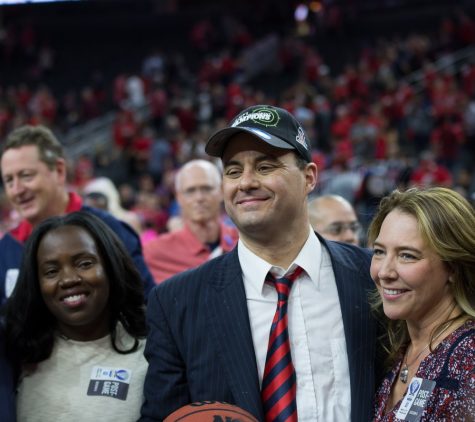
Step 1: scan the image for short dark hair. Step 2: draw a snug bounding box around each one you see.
[2,125,64,169]
[5,211,146,366]
[295,153,308,170]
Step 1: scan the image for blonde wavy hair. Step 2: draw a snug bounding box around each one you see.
[367,187,475,365]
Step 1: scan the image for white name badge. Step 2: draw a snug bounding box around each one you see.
[5,268,19,297]
[87,366,132,401]
[396,377,436,422]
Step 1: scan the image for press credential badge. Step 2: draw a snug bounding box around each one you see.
[395,377,436,422]
[87,366,132,401]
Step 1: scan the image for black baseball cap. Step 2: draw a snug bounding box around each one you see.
[205,105,312,162]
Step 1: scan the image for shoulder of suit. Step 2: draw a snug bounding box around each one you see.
[325,241,373,273]
[82,205,120,227]
[157,252,231,291]
[82,206,140,238]
[0,232,14,245]
[326,240,372,258]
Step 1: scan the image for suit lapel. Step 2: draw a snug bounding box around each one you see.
[324,236,375,422]
[206,248,264,420]
[328,244,363,360]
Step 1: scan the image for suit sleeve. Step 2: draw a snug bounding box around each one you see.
[112,220,156,298]
[139,287,190,421]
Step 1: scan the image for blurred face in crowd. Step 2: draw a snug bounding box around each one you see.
[1,145,67,226]
[176,161,223,225]
[37,225,110,341]
[308,196,360,245]
[222,133,316,244]
[370,209,453,327]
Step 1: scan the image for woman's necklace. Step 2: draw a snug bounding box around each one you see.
[399,320,454,383]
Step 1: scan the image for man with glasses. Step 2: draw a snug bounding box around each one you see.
[143,159,238,283]
[308,194,361,246]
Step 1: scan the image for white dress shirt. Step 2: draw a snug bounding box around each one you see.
[239,229,351,421]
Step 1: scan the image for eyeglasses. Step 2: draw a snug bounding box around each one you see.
[322,221,361,236]
[180,185,218,197]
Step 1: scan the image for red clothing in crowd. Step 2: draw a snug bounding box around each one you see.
[143,222,238,284]
[410,160,452,187]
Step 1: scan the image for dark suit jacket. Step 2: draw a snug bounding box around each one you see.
[0,326,16,422]
[140,236,379,422]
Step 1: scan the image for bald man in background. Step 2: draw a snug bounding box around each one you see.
[308,194,361,245]
[143,159,238,283]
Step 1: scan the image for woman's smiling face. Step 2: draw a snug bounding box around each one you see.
[37,225,110,341]
[370,209,453,326]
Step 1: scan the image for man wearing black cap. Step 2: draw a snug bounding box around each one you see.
[140,105,381,422]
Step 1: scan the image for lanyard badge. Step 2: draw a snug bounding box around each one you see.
[395,377,436,422]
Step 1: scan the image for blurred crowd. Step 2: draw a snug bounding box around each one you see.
[1,6,475,240]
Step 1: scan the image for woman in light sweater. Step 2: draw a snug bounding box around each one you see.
[5,211,148,422]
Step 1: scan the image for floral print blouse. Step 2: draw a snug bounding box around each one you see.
[373,319,475,421]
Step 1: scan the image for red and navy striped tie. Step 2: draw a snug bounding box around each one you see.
[261,266,303,422]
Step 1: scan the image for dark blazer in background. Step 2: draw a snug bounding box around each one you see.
[140,235,380,422]
[0,325,16,422]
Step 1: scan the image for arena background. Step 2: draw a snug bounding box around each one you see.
[0,0,474,238]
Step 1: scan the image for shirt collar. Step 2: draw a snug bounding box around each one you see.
[238,226,322,295]
[181,223,209,255]
[181,222,234,255]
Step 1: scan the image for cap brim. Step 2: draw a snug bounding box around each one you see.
[205,126,295,158]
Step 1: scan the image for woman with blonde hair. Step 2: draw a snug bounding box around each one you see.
[369,187,475,421]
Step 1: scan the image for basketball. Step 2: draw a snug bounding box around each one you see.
[163,401,259,422]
